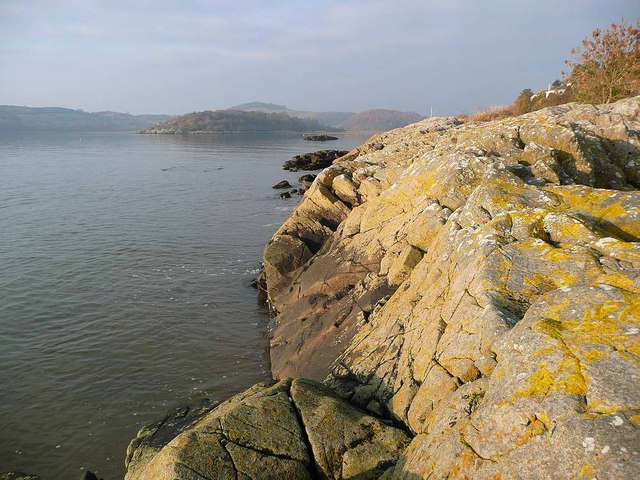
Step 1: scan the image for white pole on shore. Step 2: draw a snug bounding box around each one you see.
[430,107,433,118]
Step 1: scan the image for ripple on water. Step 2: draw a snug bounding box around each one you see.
[0,131,369,479]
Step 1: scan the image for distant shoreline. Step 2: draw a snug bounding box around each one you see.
[137,129,347,135]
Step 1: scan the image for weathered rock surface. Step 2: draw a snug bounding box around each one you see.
[125,98,640,480]
[283,150,349,171]
[125,379,410,480]
[126,398,218,477]
[261,98,640,478]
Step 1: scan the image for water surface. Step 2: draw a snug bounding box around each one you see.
[0,132,367,479]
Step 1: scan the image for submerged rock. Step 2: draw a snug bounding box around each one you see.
[0,474,41,480]
[79,472,102,480]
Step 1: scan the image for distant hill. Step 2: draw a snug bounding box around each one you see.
[141,109,341,134]
[231,102,289,112]
[0,105,172,132]
[339,109,424,132]
[229,102,355,128]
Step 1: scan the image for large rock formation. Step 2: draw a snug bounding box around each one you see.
[262,98,640,478]
[127,98,640,479]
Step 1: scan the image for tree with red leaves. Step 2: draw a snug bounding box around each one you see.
[565,19,640,104]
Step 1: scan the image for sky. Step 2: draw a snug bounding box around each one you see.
[0,0,638,115]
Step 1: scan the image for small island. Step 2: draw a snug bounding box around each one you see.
[139,110,342,134]
[303,134,339,141]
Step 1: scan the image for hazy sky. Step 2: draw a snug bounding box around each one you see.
[1,0,638,115]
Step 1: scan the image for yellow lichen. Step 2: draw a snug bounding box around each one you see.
[536,412,554,430]
[515,416,548,446]
[583,349,607,363]
[543,299,571,321]
[579,464,596,479]
[597,274,637,293]
[524,273,558,292]
[514,320,589,400]
[515,363,555,397]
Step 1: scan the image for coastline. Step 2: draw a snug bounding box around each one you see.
[125,97,640,479]
[4,99,638,479]
[0,133,371,480]
[136,130,371,135]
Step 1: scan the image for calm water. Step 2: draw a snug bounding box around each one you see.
[0,131,367,479]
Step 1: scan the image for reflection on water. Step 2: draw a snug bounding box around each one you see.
[0,131,368,479]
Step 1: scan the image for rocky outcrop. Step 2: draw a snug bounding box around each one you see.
[261,98,640,478]
[127,98,640,479]
[283,150,349,171]
[125,398,218,477]
[125,379,410,480]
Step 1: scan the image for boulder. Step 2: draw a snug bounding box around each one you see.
[125,379,410,480]
[283,150,349,171]
[126,398,218,476]
[298,174,317,183]
[272,180,292,189]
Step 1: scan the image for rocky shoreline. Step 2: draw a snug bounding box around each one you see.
[283,150,349,171]
[6,98,639,479]
[124,97,640,479]
[272,151,348,199]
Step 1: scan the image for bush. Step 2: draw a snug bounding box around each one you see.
[513,89,535,115]
[466,105,515,122]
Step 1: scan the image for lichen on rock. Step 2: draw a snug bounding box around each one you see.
[127,97,640,479]
[125,379,409,480]
[263,97,640,479]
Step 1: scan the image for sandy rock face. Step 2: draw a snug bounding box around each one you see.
[125,379,410,480]
[261,98,640,478]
